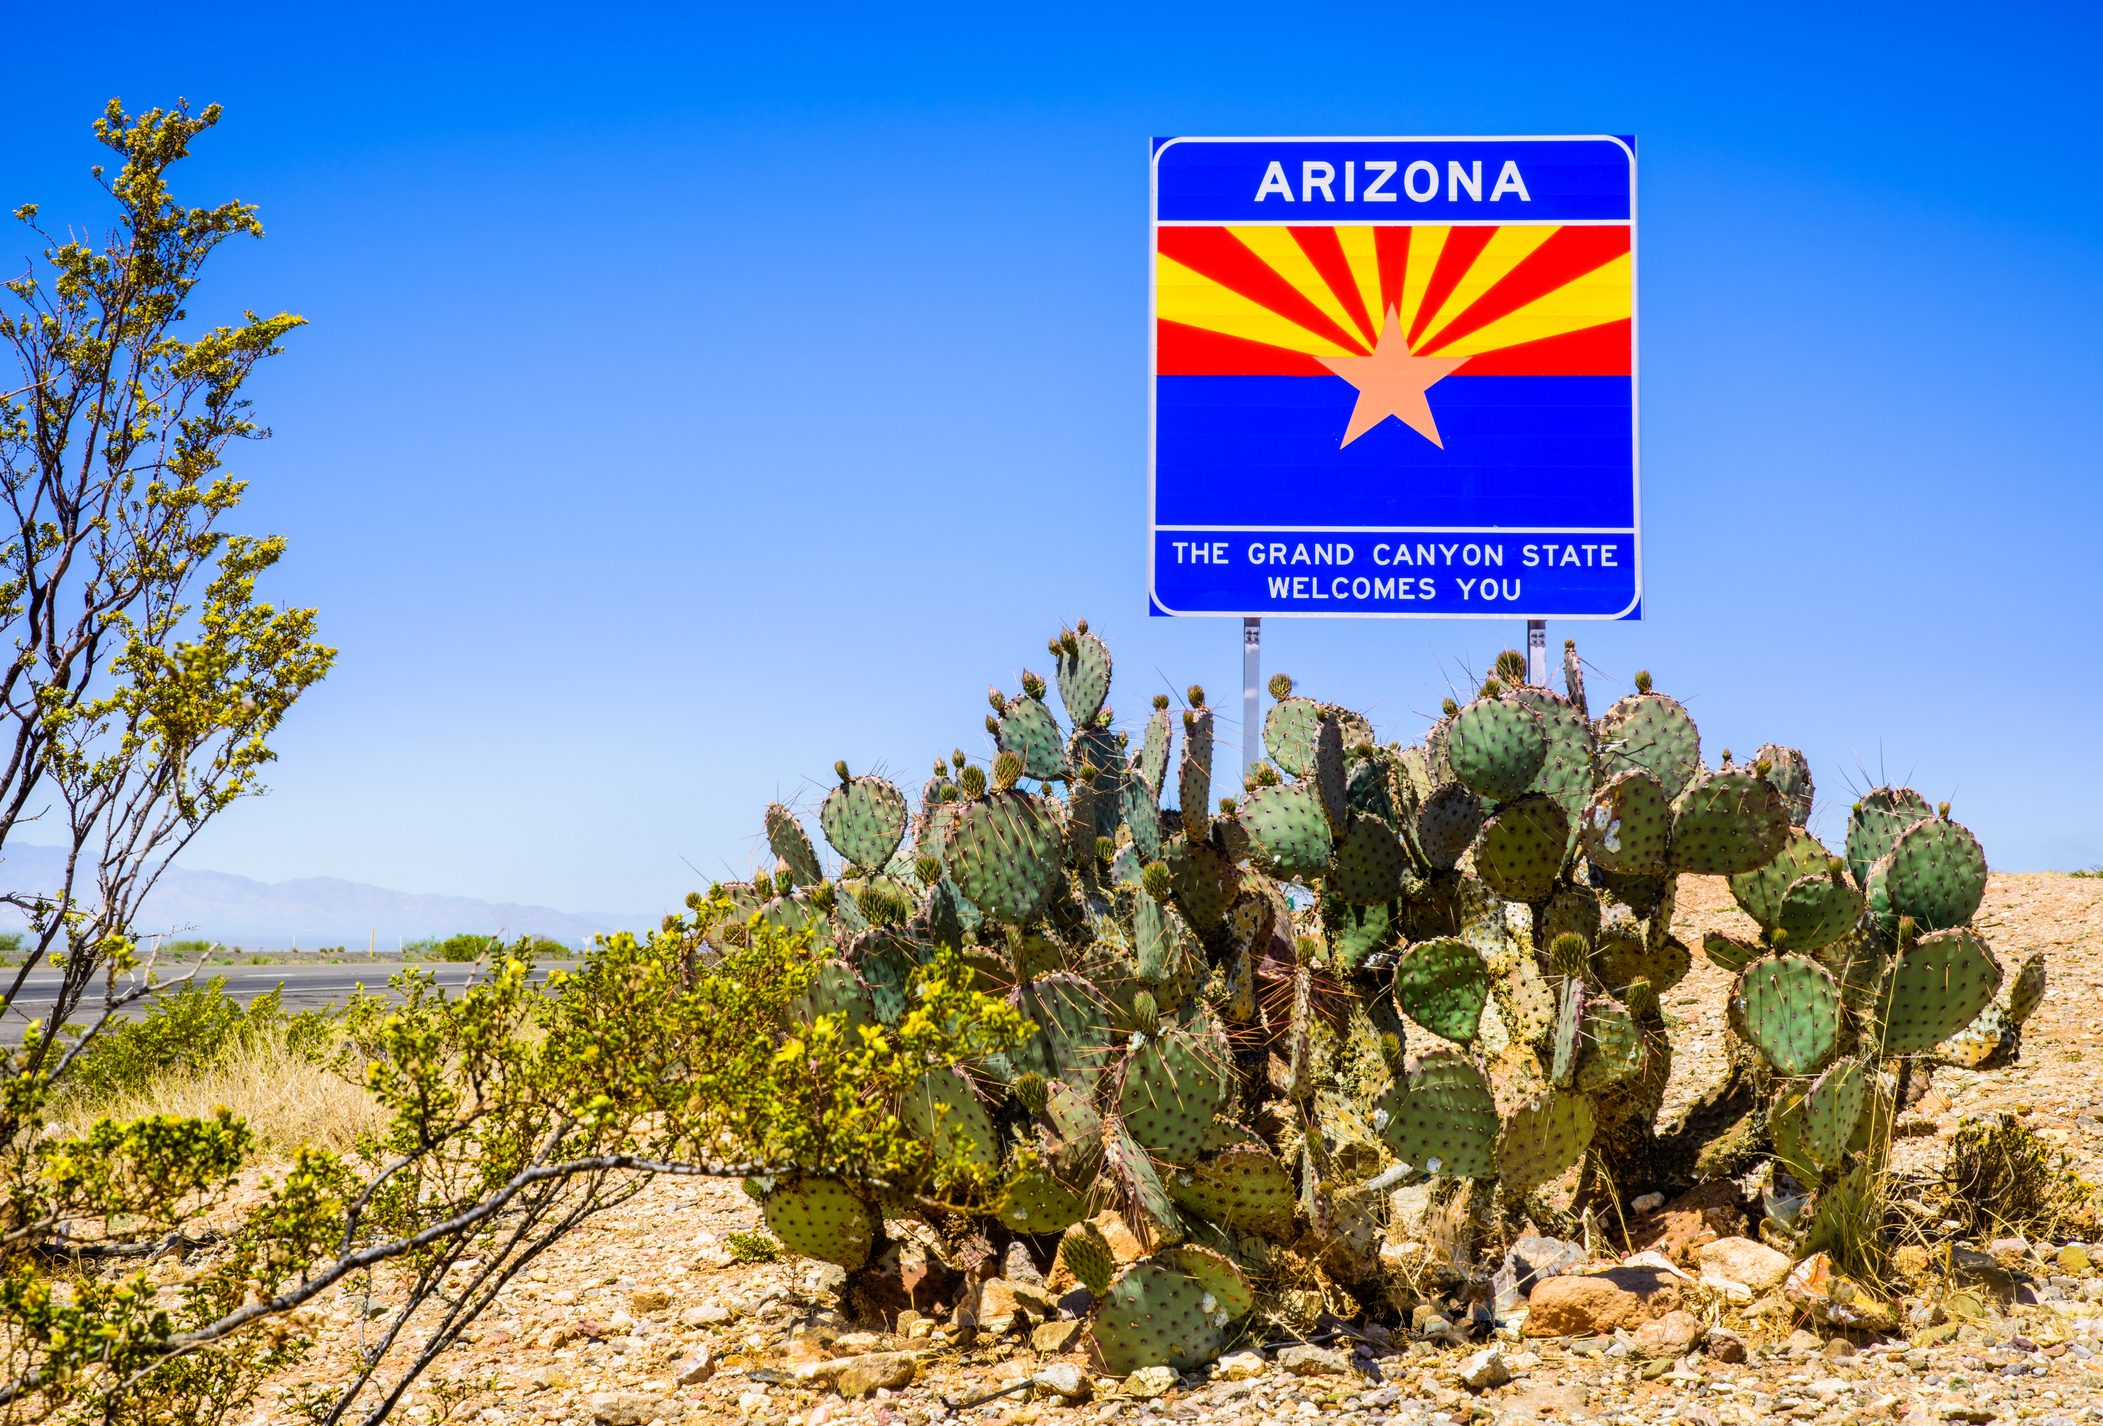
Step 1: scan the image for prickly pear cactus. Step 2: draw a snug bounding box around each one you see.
[718,626,2039,1374]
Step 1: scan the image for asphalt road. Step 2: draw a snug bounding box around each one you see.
[1,960,576,1041]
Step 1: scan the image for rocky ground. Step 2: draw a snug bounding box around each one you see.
[268,873,2103,1426]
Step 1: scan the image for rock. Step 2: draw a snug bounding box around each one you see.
[971,1278,1035,1335]
[1631,1191,1665,1214]
[1698,1236,1793,1294]
[1494,1234,1588,1311]
[1522,1268,1680,1336]
[1949,1246,2019,1301]
[1124,1364,1177,1398]
[673,1343,714,1385]
[833,1351,917,1396]
[1498,1383,1592,1419]
[1785,1253,1901,1332]
[1032,1362,1093,1402]
[1214,1349,1268,1381]
[1092,1210,1149,1268]
[684,1300,733,1327]
[628,1288,670,1315]
[587,1391,661,1426]
[1631,1309,1704,1359]
[1704,1327,1747,1363]
[1277,1343,1353,1376]
[1032,1319,1084,1353]
[1456,1346,1511,1390]
[1636,1180,1748,1266]
[2058,1244,2093,1275]
[846,1232,961,1323]
[1988,1236,2031,1268]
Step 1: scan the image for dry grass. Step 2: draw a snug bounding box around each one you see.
[62,1035,380,1154]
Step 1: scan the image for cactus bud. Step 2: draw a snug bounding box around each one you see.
[933,758,947,777]
[1246,764,1280,790]
[988,686,1006,712]
[959,764,988,798]
[1268,672,1294,700]
[1494,649,1527,683]
[1634,670,1653,693]
[1078,762,1100,780]
[1047,636,1064,656]
[1013,1072,1049,1116]
[1937,800,1951,819]
[1294,934,1323,966]
[913,854,942,887]
[1769,926,1790,948]
[1377,1031,1406,1073]
[1187,684,1206,707]
[1828,856,1847,879]
[1548,931,1589,978]
[951,749,966,770]
[1131,989,1159,1038]
[1152,694,1170,711]
[1441,698,1459,717]
[1754,758,1773,778]
[1480,677,1502,698]
[1182,710,1196,731]
[1218,796,1238,816]
[1076,617,1089,634]
[984,714,1000,737]
[1897,915,1918,946]
[854,879,912,928]
[1564,637,1576,649]
[751,870,775,899]
[1096,705,1115,728]
[684,890,705,911]
[992,750,1024,791]
[1060,628,1079,655]
[808,881,836,913]
[1094,835,1115,863]
[1624,976,1660,1020]
[834,760,851,784]
[1720,748,1732,765]
[1021,669,1047,700]
[1142,861,1173,902]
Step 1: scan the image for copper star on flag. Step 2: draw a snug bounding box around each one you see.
[1316,306,1467,449]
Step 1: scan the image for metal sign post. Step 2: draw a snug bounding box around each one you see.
[1526,618,1547,685]
[1243,617,1262,773]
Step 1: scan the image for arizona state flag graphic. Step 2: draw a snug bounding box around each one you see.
[1149,137,1639,619]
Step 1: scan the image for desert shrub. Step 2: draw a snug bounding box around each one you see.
[1939,1114,2098,1239]
[56,977,336,1111]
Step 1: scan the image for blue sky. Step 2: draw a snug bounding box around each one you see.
[3,2,2098,914]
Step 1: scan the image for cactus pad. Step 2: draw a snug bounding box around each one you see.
[1090,1260,1229,1374]
[754,1176,877,1270]
[1513,687,1597,832]
[1492,951,1557,1044]
[1313,712,1351,835]
[1875,928,2001,1055]
[819,775,908,870]
[1059,1220,1116,1296]
[1573,993,1646,1094]
[901,1067,999,1173]
[1935,951,2044,1068]
[1496,1091,1596,1192]
[1165,1144,1295,1236]
[943,789,1063,923]
[1593,689,1701,799]
[765,803,824,887]
[1447,695,1549,802]
[1731,954,1842,1076]
[1055,628,1113,728]
[1136,707,1173,798]
[1755,743,1816,823]
[1844,786,1933,888]
[1797,1056,1869,1170]
[1880,814,1988,931]
[1123,772,1164,860]
[1581,768,1672,876]
[1328,814,1408,904]
[1776,870,1864,954]
[1164,833,1237,934]
[1670,768,1790,875]
[1156,1244,1254,1322]
[1375,1050,1498,1178]
[1729,828,1834,931]
[1549,977,1584,1087]
[1470,794,1569,904]
[1118,1029,1231,1165]
[999,1162,1090,1234]
[1416,783,1485,871]
[998,694,1069,782]
[1392,938,1490,1044]
[1264,696,1325,777]
[1010,973,1116,1092]
[1236,782,1332,879]
[1597,930,1691,996]
[1178,705,1214,840]
[791,959,877,1035]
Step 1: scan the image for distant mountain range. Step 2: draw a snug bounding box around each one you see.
[0,844,649,949]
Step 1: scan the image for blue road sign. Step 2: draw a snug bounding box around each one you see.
[1149,135,1639,619]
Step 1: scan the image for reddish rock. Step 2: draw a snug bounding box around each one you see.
[1523,1267,1682,1337]
[1631,1180,1747,1267]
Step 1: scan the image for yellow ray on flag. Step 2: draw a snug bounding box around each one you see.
[1426,253,1632,358]
[1397,227,1450,338]
[1226,226,1368,347]
[1155,253,1361,358]
[1414,226,1559,352]
[1333,227,1387,343]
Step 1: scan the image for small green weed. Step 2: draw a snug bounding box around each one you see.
[58,976,337,1111]
[725,1231,781,1263]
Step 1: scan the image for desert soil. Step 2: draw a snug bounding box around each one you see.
[264,873,2103,1426]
